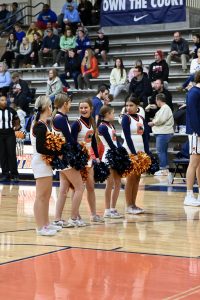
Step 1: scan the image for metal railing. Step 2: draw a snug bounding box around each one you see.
[186,0,200,9]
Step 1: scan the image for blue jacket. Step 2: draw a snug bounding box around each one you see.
[186,86,200,136]
[42,34,60,50]
[76,36,91,56]
[63,8,80,23]
[37,9,57,24]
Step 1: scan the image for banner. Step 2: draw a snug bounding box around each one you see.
[101,0,186,27]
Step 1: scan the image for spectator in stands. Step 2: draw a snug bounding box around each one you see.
[0,62,11,96]
[14,37,32,68]
[0,95,20,183]
[46,69,62,102]
[166,31,189,73]
[149,50,169,88]
[54,28,76,67]
[44,22,58,37]
[8,2,23,26]
[94,29,109,65]
[190,33,200,59]
[30,32,42,68]
[14,23,25,43]
[63,4,81,34]
[0,33,19,69]
[78,0,93,26]
[128,59,148,83]
[110,57,127,99]
[76,29,91,59]
[184,70,200,206]
[9,72,31,114]
[92,85,109,123]
[26,22,43,43]
[190,48,200,74]
[38,28,60,67]
[0,3,10,29]
[78,49,99,90]
[91,0,101,25]
[145,78,173,131]
[58,0,77,28]
[129,66,152,107]
[76,24,88,37]
[148,93,174,176]
[37,4,57,30]
[59,48,81,89]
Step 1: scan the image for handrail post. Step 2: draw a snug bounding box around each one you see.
[27,0,32,24]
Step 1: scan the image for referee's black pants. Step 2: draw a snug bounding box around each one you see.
[0,130,18,178]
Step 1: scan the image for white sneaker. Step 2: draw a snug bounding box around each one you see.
[184,196,200,207]
[32,65,36,68]
[90,215,105,222]
[154,169,169,176]
[40,65,44,68]
[110,210,123,219]
[36,226,57,236]
[66,218,79,228]
[46,223,62,232]
[53,63,58,67]
[104,211,111,218]
[126,206,145,214]
[52,220,68,227]
[77,218,87,227]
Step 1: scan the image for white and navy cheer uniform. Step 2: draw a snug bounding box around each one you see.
[121,114,149,155]
[71,116,99,167]
[30,120,56,179]
[98,120,121,163]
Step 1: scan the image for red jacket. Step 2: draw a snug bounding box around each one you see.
[81,56,99,78]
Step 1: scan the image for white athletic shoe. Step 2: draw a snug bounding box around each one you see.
[52,220,68,227]
[76,218,87,227]
[32,65,36,68]
[110,210,123,219]
[90,215,105,222]
[47,223,62,232]
[66,218,79,228]
[36,226,57,236]
[154,169,169,176]
[126,206,145,214]
[184,196,200,207]
[53,63,58,67]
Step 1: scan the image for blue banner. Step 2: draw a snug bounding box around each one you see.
[101,0,186,27]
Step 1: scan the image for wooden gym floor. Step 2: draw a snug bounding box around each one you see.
[0,176,200,300]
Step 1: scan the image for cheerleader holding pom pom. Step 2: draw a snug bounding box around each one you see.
[71,98,104,223]
[121,95,150,215]
[98,106,123,218]
[30,96,63,236]
[52,93,85,228]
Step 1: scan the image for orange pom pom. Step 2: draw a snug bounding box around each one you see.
[80,167,89,182]
[15,131,25,139]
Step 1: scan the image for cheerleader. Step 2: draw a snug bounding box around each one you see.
[52,93,85,227]
[71,98,104,222]
[98,105,123,218]
[31,96,62,236]
[121,96,149,214]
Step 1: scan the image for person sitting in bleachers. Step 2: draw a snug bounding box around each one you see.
[9,72,32,114]
[149,50,169,89]
[37,4,57,30]
[190,33,200,59]
[38,28,60,67]
[76,24,88,37]
[0,3,10,29]
[14,37,32,68]
[59,48,81,89]
[46,69,62,102]
[166,31,189,73]
[78,0,93,26]
[128,59,148,83]
[44,22,58,37]
[190,48,200,74]
[76,29,91,59]
[91,0,101,25]
[13,23,25,43]
[30,32,42,68]
[94,29,109,65]
[54,28,77,67]
[78,48,99,90]
[129,65,152,107]
[63,3,81,34]
[110,57,127,99]
[26,22,43,43]
[0,33,19,69]
[0,62,11,96]
[8,2,23,27]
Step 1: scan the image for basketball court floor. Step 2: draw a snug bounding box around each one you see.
[0,176,200,299]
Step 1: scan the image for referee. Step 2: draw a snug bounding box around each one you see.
[0,95,20,182]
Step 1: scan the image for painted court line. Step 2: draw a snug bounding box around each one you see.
[164,285,200,299]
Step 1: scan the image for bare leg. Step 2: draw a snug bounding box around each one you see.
[34,176,52,229]
[125,174,140,207]
[196,164,200,187]
[105,172,114,209]
[86,167,96,215]
[55,172,70,220]
[186,155,199,190]
[110,169,121,208]
[101,50,107,63]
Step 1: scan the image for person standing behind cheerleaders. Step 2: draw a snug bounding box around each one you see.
[121,96,149,215]
[30,96,62,236]
[98,106,123,218]
[71,98,104,223]
[52,93,85,228]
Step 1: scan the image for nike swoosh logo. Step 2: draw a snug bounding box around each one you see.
[134,14,148,22]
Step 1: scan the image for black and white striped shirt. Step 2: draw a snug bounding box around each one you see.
[0,107,18,131]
